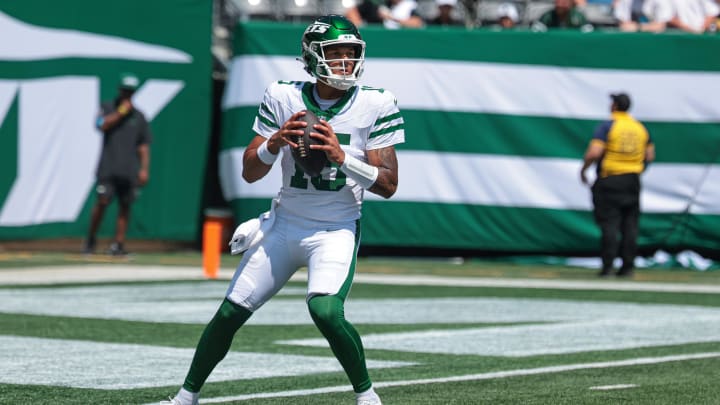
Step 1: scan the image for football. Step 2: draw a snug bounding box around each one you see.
[291,110,328,177]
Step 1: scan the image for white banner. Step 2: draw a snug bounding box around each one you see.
[220,148,720,215]
[223,56,720,123]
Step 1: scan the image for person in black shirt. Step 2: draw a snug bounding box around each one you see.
[346,0,385,26]
[426,0,464,26]
[83,73,152,255]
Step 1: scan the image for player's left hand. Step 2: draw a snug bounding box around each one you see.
[309,119,345,164]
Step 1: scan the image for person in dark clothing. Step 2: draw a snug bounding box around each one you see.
[536,0,591,29]
[345,0,385,26]
[84,73,152,255]
[580,93,655,278]
[426,0,464,26]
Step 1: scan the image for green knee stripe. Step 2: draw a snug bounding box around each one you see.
[307,295,372,393]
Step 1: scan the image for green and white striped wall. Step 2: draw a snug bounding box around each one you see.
[220,23,720,253]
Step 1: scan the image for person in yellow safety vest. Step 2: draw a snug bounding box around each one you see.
[581,92,655,278]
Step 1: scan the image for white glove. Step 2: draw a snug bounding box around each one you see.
[228,199,277,255]
[229,217,262,255]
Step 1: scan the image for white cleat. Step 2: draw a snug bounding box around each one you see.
[157,388,199,405]
[356,386,382,405]
[357,398,382,405]
[158,397,197,405]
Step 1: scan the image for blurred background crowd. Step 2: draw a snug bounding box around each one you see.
[212,0,720,74]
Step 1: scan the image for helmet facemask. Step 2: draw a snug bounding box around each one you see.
[303,39,365,91]
[301,15,366,91]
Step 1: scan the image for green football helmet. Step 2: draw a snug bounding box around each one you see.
[301,15,366,91]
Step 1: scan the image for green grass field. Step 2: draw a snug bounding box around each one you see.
[1,254,719,404]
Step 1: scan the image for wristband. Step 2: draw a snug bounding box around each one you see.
[340,154,378,189]
[117,105,130,115]
[256,139,278,165]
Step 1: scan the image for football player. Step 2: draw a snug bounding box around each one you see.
[163,14,404,405]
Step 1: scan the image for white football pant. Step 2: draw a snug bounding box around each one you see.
[226,209,358,311]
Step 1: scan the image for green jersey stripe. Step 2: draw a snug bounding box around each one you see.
[336,133,351,145]
[260,102,277,123]
[370,123,404,139]
[375,112,402,126]
[256,113,278,129]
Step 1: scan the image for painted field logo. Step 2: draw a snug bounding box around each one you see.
[0,11,189,226]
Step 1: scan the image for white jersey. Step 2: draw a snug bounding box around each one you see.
[613,0,674,23]
[252,81,405,223]
[672,0,720,32]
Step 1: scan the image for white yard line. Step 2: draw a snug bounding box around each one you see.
[1,265,720,294]
[0,265,234,285]
[352,274,720,294]
[198,352,720,404]
[589,384,638,391]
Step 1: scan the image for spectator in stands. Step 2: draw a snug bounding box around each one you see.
[668,0,720,33]
[535,0,592,29]
[346,0,385,26]
[84,73,152,256]
[426,0,465,26]
[378,0,425,28]
[580,93,655,278]
[497,2,520,28]
[613,0,674,32]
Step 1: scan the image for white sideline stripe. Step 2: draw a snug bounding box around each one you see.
[200,352,720,403]
[3,266,720,295]
[352,273,720,294]
[589,384,638,391]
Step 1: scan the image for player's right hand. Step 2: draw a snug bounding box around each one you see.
[268,111,306,153]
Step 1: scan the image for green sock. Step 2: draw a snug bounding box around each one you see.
[182,298,252,392]
[308,294,372,393]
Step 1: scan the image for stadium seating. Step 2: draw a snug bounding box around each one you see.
[276,0,322,22]
[320,0,353,16]
[416,0,440,21]
[579,2,616,26]
[210,0,620,77]
[228,0,277,20]
[520,1,553,25]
